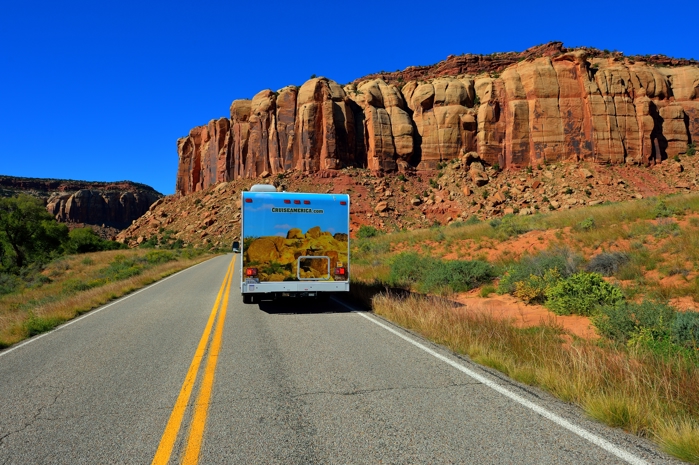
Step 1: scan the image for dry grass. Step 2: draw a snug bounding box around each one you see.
[0,249,213,348]
[371,292,699,463]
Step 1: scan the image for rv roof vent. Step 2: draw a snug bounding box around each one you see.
[250,184,277,192]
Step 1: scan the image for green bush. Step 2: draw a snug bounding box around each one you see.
[585,251,630,276]
[0,272,22,295]
[592,300,675,343]
[145,250,175,264]
[498,248,579,294]
[652,200,678,219]
[388,253,431,287]
[99,255,144,281]
[388,253,494,293]
[651,218,680,238]
[672,311,699,349]
[576,217,595,231]
[65,227,124,254]
[138,236,159,248]
[356,225,382,239]
[24,313,64,337]
[490,214,530,240]
[420,259,494,293]
[687,142,696,156]
[513,268,562,304]
[545,272,624,316]
[62,278,97,294]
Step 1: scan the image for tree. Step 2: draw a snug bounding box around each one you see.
[65,227,122,254]
[0,195,68,269]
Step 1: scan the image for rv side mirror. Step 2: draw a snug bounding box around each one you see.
[232,241,240,252]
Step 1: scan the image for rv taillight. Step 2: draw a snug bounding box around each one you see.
[303,200,310,205]
[246,268,258,277]
[245,198,252,203]
[293,200,301,204]
[340,201,347,205]
[284,199,291,204]
[334,267,346,276]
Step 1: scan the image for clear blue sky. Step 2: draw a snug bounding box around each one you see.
[1,0,695,195]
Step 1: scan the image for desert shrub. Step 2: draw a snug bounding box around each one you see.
[585,251,630,276]
[24,313,64,337]
[651,218,680,238]
[144,250,175,264]
[388,253,494,293]
[357,225,382,239]
[498,248,580,294]
[592,300,675,343]
[62,278,99,294]
[354,239,391,262]
[138,236,159,248]
[420,259,494,293]
[653,200,678,219]
[687,142,696,156]
[576,217,595,231]
[464,216,481,225]
[99,255,144,281]
[388,253,433,287]
[513,268,561,304]
[545,272,624,316]
[479,284,496,297]
[490,214,530,240]
[65,227,124,254]
[0,272,22,295]
[672,311,699,349]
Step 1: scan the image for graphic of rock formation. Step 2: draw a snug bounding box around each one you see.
[176,43,699,195]
[244,226,349,282]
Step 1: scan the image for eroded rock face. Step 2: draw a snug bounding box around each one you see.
[0,176,162,229]
[175,53,699,195]
[46,189,161,229]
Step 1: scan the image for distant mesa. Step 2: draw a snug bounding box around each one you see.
[176,42,699,196]
[0,175,162,234]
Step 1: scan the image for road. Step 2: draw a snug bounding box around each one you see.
[0,254,684,464]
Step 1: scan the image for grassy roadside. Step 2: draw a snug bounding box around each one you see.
[369,293,699,463]
[349,193,699,463]
[0,248,216,349]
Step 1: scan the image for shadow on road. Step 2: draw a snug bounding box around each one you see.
[256,296,358,315]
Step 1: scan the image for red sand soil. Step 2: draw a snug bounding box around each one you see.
[454,292,600,340]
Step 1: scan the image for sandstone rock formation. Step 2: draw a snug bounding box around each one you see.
[176,44,699,195]
[0,176,161,229]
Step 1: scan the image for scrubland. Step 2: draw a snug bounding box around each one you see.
[350,193,699,463]
[0,248,212,348]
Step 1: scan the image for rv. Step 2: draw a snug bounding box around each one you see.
[240,184,350,303]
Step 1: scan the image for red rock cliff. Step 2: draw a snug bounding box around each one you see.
[176,44,699,195]
[0,176,162,229]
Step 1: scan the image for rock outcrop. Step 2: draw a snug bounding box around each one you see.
[176,43,699,195]
[0,176,162,229]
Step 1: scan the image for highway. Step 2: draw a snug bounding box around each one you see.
[0,254,683,464]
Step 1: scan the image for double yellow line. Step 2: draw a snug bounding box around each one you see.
[152,255,235,465]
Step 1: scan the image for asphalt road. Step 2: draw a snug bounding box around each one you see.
[0,254,685,464]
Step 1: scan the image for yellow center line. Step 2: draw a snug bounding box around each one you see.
[181,253,233,464]
[151,255,235,465]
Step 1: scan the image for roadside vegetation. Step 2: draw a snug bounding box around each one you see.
[350,192,699,463]
[0,194,215,348]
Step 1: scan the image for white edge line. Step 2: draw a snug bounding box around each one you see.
[333,299,648,465]
[0,255,220,360]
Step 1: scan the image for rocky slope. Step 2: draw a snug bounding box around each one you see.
[175,42,699,195]
[117,154,699,249]
[0,175,162,236]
